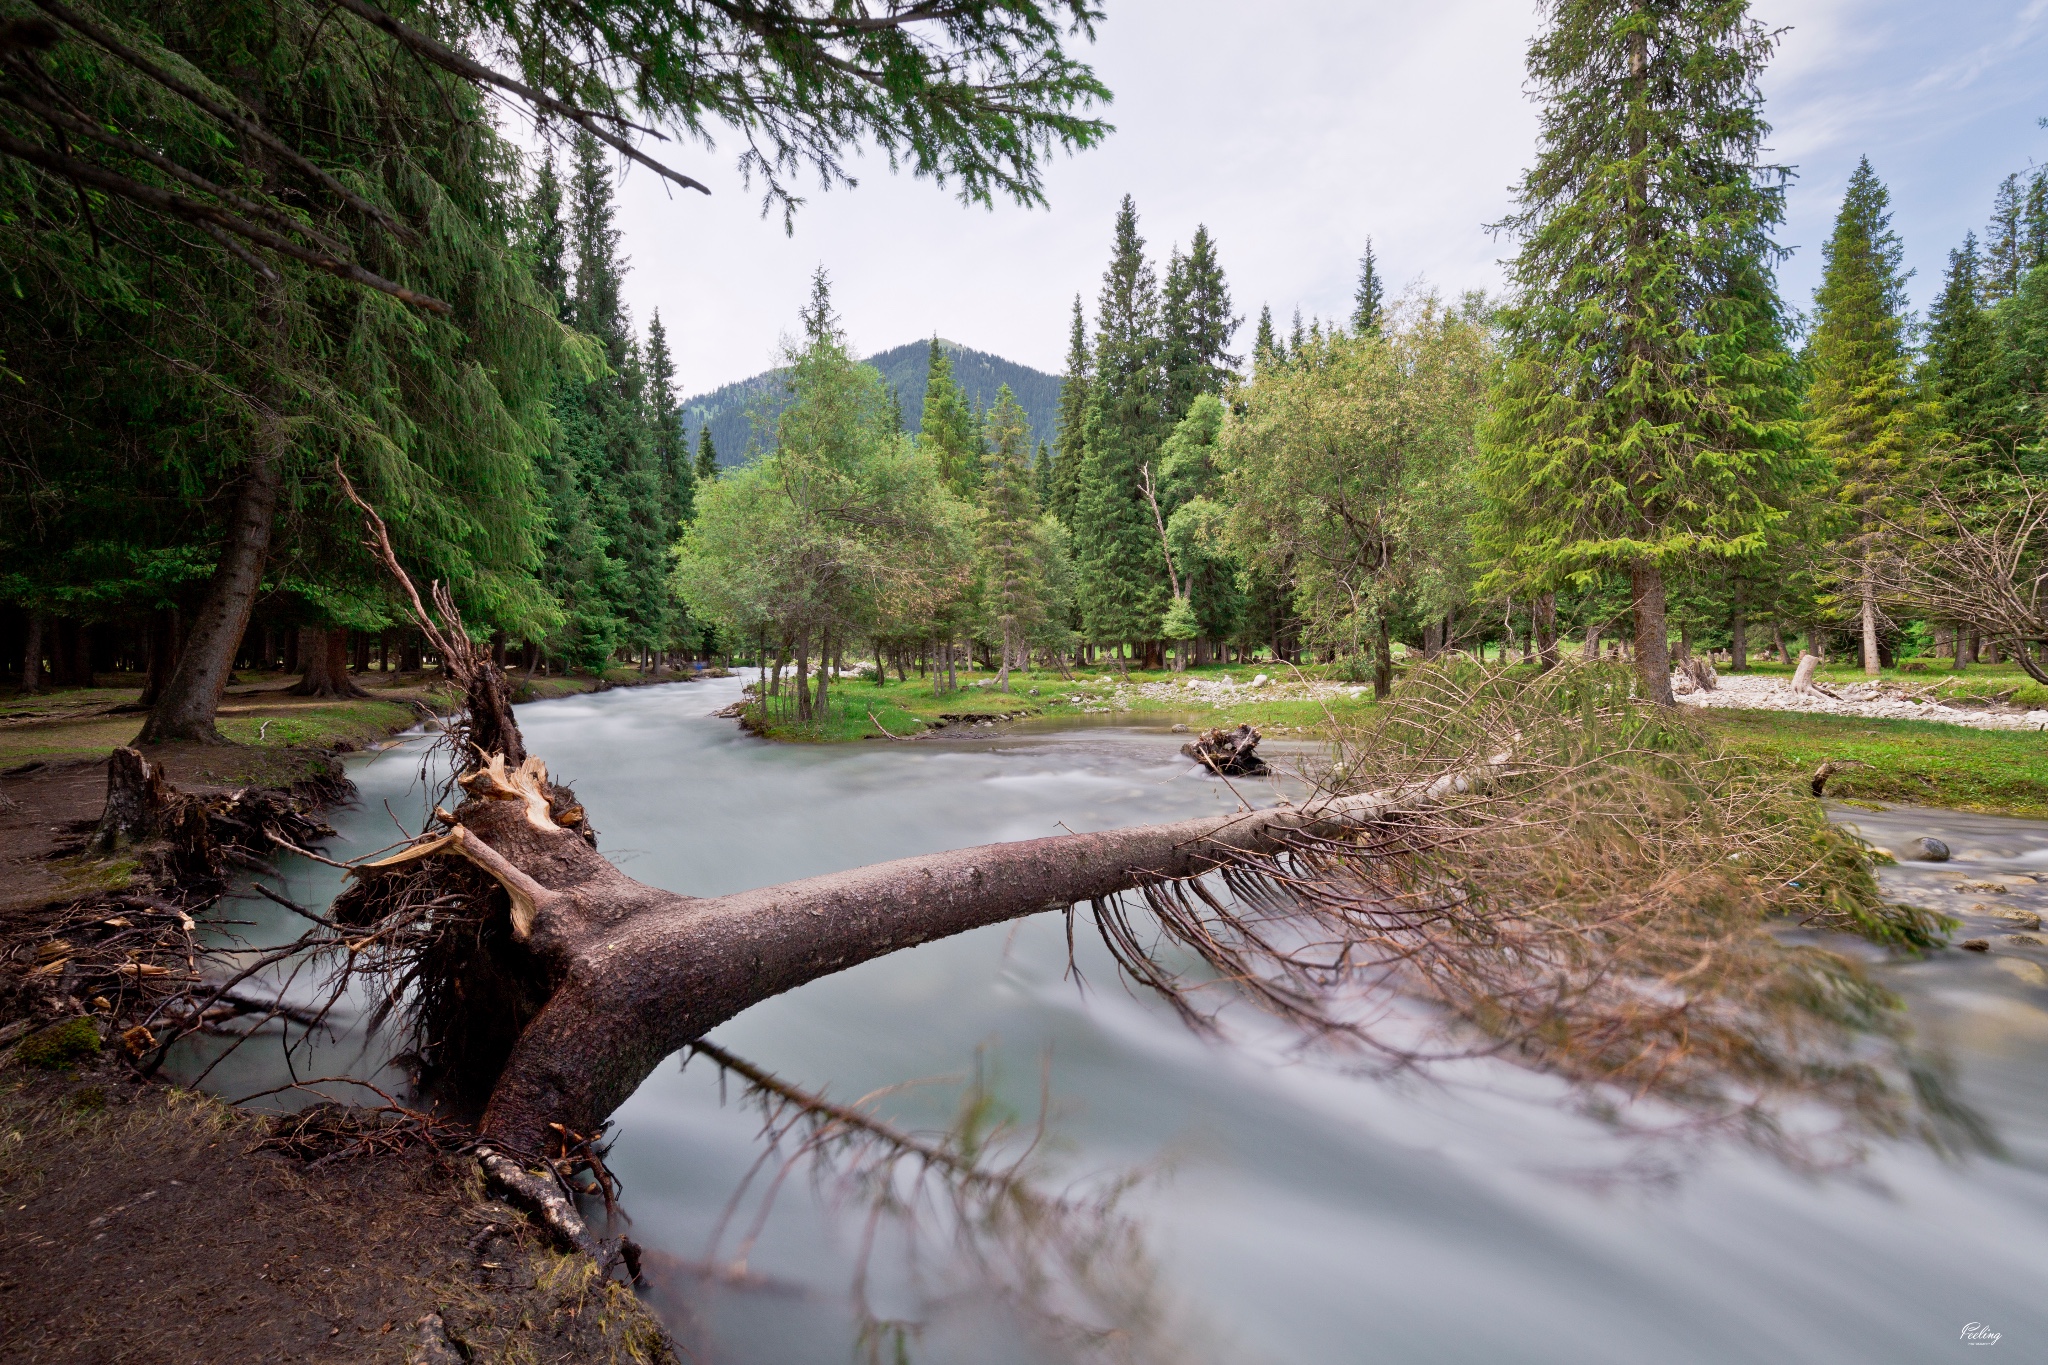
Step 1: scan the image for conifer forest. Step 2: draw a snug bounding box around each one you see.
[6,3,2048,1362]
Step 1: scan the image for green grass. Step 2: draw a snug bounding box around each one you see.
[739,663,1380,742]
[1700,708,2048,818]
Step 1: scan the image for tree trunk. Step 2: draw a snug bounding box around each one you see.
[138,609,182,708]
[134,451,284,744]
[364,749,1447,1159]
[815,629,832,717]
[293,627,370,698]
[1535,592,1559,670]
[794,632,812,722]
[1373,612,1393,700]
[1859,574,1881,677]
[1730,584,1748,672]
[19,610,44,693]
[996,620,1012,692]
[1629,560,1676,706]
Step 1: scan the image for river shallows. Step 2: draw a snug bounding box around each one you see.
[199,678,2048,1363]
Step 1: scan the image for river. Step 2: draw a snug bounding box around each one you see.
[183,677,2048,1363]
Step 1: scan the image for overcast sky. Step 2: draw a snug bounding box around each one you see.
[596,0,2048,397]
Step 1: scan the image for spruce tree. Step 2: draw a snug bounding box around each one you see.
[918,338,981,495]
[1161,225,1241,418]
[1984,173,2029,303]
[1477,0,1806,705]
[1074,195,1170,660]
[1352,238,1385,337]
[696,427,720,485]
[645,310,695,526]
[1808,157,1919,675]
[1253,303,1281,370]
[1288,306,1307,356]
[1923,232,2007,474]
[1049,296,1091,526]
[979,387,1041,690]
[529,153,570,313]
[1034,439,1054,509]
[568,134,629,364]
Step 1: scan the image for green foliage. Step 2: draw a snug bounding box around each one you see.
[1922,234,2007,475]
[1476,0,1807,586]
[1161,224,1239,417]
[1225,303,1488,662]
[919,338,983,496]
[1074,196,1170,644]
[0,0,565,645]
[674,275,972,709]
[1047,295,1091,527]
[1351,238,1385,338]
[1808,159,1921,526]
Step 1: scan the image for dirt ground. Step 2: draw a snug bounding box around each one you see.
[0,673,688,1363]
[0,1064,676,1363]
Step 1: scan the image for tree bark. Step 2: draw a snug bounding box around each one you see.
[135,451,283,744]
[19,610,43,693]
[1534,592,1559,670]
[382,758,1446,1159]
[1859,574,1881,677]
[1630,560,1676,706]
[1373,612,1393,699]
[138,609,182,708]
[293,627,370,698]
[1730,583,1747,672]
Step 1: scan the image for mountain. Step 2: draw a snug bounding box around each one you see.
[678,340,1063,468]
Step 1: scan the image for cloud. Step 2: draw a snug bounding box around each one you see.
[602,0,2048,391]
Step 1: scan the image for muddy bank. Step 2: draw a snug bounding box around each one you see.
[0,674,702,1362]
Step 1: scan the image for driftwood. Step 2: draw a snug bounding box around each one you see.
[1181,724,1268,776]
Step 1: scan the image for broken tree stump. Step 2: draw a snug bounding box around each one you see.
[1181,724,1269,777]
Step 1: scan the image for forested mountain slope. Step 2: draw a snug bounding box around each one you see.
[680,340,1062,465]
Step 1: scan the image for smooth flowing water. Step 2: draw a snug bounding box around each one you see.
[189,679,2048,1363]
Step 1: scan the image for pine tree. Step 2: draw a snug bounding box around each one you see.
[568,134,629,364]
[1984,173,2028,303]
[548,137,676,663]
[1476,0,1807,706]
[1049,297,1091,526]
[1161,225,1241,419]
[1923,232,2007,474]
[1033,438,1054,509]
[1288,306,1306,356]
[1253,303,1281,370]
[528,153,569,314]
[1807,157,1919,675]
[1352,238,1385,337]
[918,338,981,495]
[1074,195,1170,659]
[979,387,1041,690]
[695,427,720,485]
[645,309,695,526]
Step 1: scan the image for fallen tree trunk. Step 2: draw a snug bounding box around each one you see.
[351,753,1443,1157]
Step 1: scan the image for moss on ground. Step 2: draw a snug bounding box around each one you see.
[11,1017,103,1070]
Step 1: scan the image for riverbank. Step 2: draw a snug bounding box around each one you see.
[0,667,692,1363]
[737,659,2048,819]
[739,661,1382,743]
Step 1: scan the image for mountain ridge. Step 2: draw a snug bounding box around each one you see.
[679,340,1063,468]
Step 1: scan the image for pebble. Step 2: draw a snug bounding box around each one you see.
[1961,939,1991,951]
[1908,836,1951,862]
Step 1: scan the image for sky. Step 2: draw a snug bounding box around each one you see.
[593,0,2048,396]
